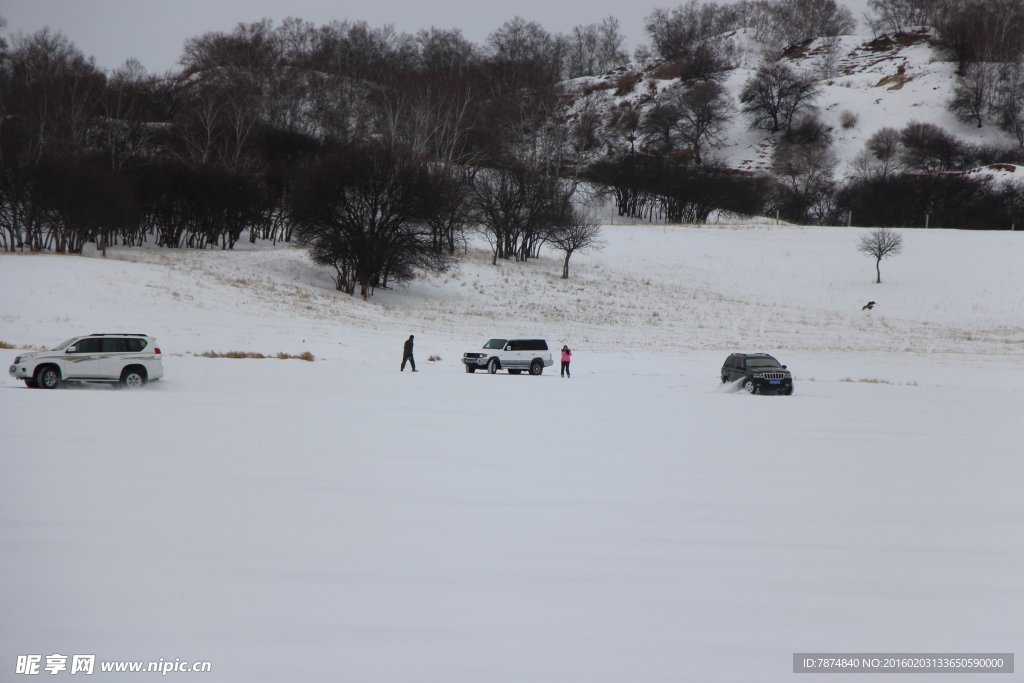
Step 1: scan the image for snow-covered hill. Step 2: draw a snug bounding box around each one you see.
[3,224,1022,357]
[2,226,1023,682]
[566,29,1020,177]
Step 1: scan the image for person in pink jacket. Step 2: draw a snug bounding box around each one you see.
[560,345,572,378]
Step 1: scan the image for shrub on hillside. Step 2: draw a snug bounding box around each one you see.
[899,121,977,172]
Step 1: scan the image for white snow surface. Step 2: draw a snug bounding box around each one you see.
[2,225,1023,682]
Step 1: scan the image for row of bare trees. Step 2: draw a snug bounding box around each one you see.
[0,15,615,287]
[642,0,855,63]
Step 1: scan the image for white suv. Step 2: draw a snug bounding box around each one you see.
[462,338,553,375]
[9,334,164,388]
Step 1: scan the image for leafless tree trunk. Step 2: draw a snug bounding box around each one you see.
[857,228,904,283]
[548,206,603,278]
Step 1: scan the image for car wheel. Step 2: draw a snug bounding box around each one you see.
[529,360,543,376]
[744,379,757,394]
[465,364,476,373]
[488,358,499,374]
[24,378,38,388]
[721,375,728,383]
[121,368,147,388]
[780,386,793,396]
[36,366,61,389]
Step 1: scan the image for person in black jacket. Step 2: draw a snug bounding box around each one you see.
[401,335,416,371]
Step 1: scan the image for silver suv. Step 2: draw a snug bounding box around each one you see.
[9,334,164,388]
[463,338,553,375]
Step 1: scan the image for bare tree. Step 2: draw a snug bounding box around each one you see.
[643,1,740,61]
[992,58,1024,146]
[850,126,902,179]
[487,16,563,87]
[865,0,933,35]
[416,27,478,77]
[740,63,821,133]
[857,228,903,283]
[658,81,733,163]
[772,119,839,224]
[565,17,629,78]
[932,0,1024,73]
[773,0,856,45]
[867,126,902,163]
[812,36,843,79]
[289,147,450,298]
[548,206,603,279]
[472,166,566,264]
[899,121,974,171]
[949,62,995,127]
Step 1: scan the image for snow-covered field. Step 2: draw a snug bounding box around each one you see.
[2,224,1023,682]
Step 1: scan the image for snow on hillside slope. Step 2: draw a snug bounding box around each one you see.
[569,30,1020,177]
[2,227,1023,682]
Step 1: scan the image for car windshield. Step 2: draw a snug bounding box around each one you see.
[746,357,781,368]
[483,339,507,350]
[53,337,79,351]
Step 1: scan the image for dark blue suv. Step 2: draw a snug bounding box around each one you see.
[721,353,793,395]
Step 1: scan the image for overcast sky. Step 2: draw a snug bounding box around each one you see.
[2,0,871,74]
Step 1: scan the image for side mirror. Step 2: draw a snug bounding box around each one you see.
[782,365,787,369]
[67,346,77,353]
[505,345,512,351]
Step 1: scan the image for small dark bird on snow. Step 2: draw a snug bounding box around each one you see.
[862,301,877,310]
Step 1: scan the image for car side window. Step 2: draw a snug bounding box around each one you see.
[125,338,147,352]
[508,341,522,351]
[101,338,127,352]
[71,338,102,353]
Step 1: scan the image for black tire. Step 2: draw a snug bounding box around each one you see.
[465,364,476,373]
[488,358,499,374]
[121,367,147,388]
[36,366,61,389]
[508,369,522,375]
[743,378,757,394]
[24,378,38,388]
[780,386,793,396]
[529,360,543,376]
[721,375,728,383]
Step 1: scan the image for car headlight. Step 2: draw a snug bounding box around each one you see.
[18,353,38,362]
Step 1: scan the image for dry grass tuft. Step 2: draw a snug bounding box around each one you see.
[201,350,314,361]
[278,351,315,361]
[201,350,265,359]
[427,354,442,361]
[0,341,46,350]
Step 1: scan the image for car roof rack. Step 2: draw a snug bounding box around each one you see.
[90,333,148,336]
